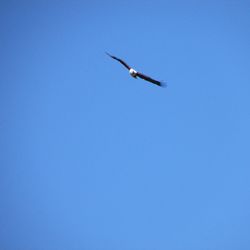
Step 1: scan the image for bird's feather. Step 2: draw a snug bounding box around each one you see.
[106,52,131,70]
[136,72,164,87]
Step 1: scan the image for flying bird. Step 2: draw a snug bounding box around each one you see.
[106,52,165,87]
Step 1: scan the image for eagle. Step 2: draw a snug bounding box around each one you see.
[106,52,165,87]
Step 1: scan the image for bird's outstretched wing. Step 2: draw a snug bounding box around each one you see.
[106,52,131,70]
[136,72,165,87]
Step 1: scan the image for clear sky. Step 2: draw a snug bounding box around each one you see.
[1,1,250,249]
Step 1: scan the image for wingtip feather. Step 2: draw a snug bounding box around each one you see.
[160,81,167,87]
[105,51,111,57]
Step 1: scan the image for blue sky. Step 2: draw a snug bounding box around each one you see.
[1,1,250,249]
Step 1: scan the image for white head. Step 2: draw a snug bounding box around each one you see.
[129,68,137,77]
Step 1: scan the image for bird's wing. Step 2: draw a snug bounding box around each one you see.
[106,52,131,70]
[136,72,164,87]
